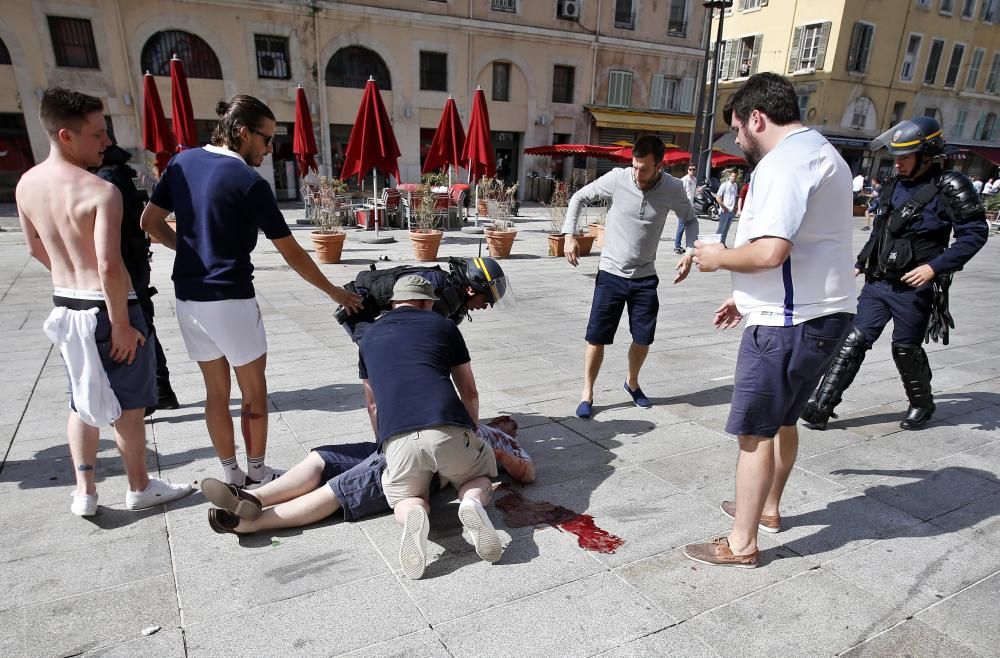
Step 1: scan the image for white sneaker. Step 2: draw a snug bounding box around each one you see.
[125,478,194,510]
[399,506,430,580]
[458,497,503,563]
[244,467,285,490]
[70,492,98,517]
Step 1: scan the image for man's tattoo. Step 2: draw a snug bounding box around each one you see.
[77,464,95,472]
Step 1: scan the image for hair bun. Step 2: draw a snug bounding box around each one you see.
[215,100,229,117]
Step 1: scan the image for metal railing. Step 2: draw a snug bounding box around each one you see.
[491,0,517,12]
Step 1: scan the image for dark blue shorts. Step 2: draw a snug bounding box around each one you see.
[312,442,390,522]
[726,313,854,438]
[585,271,659,345]
[62,302,157,412]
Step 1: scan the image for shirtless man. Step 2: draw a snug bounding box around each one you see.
[16,88,192,516]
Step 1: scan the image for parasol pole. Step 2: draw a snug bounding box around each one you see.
[372,169,380,238]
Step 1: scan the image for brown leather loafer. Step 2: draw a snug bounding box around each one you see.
[201,478,263,520]
[207,508,240,535]
[720,500,780,533]
[684,537,759,568]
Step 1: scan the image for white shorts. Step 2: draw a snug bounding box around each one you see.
[175,298,267,367]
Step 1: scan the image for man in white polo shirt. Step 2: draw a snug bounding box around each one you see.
[142,95,362,487]
[687,73,856,568]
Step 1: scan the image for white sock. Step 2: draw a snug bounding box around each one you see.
[220,456,246,485]
[247,456,265,482]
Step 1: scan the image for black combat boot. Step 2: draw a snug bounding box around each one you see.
[800,328,869,430]
[892,343,935,430]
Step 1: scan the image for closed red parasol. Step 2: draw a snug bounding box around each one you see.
[422,96,466,177]
[341,77,401,237]
[142,72,176,175]
[292,86,318,177]
[169,56,198,149]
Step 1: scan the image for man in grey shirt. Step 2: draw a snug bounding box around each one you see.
[563,136,698,418]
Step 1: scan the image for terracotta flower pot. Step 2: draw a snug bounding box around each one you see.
[547,234,565,257]
[589,223,605,247]
[484,229,517,259]
[310,230,346,264]
[410,229,443,261]
[477,199,489,216]
[575,233,595,256]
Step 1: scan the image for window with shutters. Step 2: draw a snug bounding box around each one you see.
[492,62,510,101]
[419,51,448,91]
[552,65,575,103]
[48,16,99,69]
[650,76,678,111]
[846,22,875,74]
[721,35,762,80]
[979,112,996,139]
[981,0,999,21]
[940,0,955,14]
[615,0,635,29]
[944,43,965,87]
[965,48,985,89]
[798,94,810,120]
[668,0,688,36]
[891,101,907,124]
[986,52,1000,92]
[740,0,766,10]
[608,70,633,107]
[491,0,517,12]
[923,38,945,85]
[960,0,976,17]
[851,98,873,129]
[255,35,290,80]
[953,109,967,137]
[788,23,831,73]
[900,34,923,81]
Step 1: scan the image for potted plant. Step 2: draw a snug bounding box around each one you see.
[409,186,443,261]
[587,198,609,248]
[483,180,519,259]
[985,194,1000,223]
[309,177,348,264]
[476,175,496,216]
[546,181,571,256]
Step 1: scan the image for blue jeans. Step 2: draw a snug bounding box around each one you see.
[718,211,734,245]
[674,217,687,250]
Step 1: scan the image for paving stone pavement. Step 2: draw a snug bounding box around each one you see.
[1,205,998,657]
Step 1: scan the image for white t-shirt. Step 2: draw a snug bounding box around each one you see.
[717,180,739,210]
[731,128,857,327]
[852,174,864,193]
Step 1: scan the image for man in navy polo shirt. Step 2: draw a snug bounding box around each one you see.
[688,73,855,568]
[359,276,501,580]
[142,95,362,488]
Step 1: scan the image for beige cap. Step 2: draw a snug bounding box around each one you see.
[390,275,439,302]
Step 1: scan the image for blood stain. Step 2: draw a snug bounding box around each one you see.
[495,490,624,554]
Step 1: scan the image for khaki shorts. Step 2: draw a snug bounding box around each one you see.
[381,424,498,507]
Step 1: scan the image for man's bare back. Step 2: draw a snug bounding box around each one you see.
[17,161,125,292]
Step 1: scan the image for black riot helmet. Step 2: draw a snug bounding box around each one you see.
[871,116,945,158]
[464,256,515,309]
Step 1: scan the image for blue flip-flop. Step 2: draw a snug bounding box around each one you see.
[624,382,652,408]
[575,400,593,419]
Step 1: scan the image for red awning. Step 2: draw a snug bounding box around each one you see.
[611,145,692,165]
[963,146,1000,166]
[524,143,622,159]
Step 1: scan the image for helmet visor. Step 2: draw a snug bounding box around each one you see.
[870,122,921,155]
[487,275,516,311]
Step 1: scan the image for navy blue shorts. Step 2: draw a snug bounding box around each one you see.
[585,271,659,345]
[312,442,390,522]
[62,302,157,412]
[726,313,854,438]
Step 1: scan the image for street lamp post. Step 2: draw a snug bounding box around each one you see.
[696,0,734,185]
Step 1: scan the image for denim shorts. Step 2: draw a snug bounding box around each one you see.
[585,271,659,345]
[726,313,854,438]
[61,302,157,412]
[312,442,390,522]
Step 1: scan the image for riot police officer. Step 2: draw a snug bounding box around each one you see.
[801,117,987,431]
[335,256,513,341]
[95,145,179,413]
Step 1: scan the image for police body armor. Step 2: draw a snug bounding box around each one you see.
[343,257,471,327]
